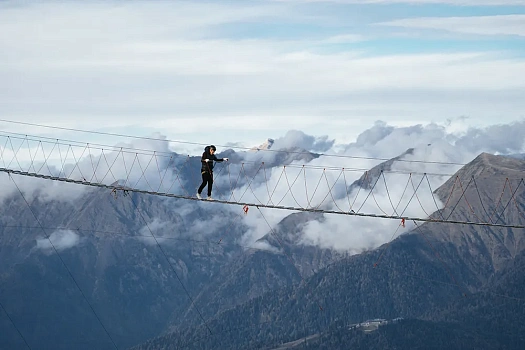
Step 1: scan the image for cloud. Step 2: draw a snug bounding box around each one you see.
[294,167,448,252]
[318,34,366,44]
[193,118,525,253]
[300,215,400,253]
[229,119,525,251]
[53,133,186,193]
[36,229,82,253]
[450,121,525,154]
[352,121,395,149]
[1,0,525,254]
[0,131,191,205]
[1,1,525,151]
[274,0,525,5]
[4,118,525,254]
[272,130,335,152]
[0,171,88,205]
[137,218,182,245]
[239,206,288,250]
[378,15,525,37]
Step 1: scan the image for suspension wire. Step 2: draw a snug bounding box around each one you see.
[368,171,389,216]
[373,222,405,268]
[267,167,286,205]
[0,132,464,179]
[281,166,305,208]
[412,220,468,297]
[455,176,488,224]
[0,300,31,349]
[0,119,468,166]
[0,223,279,255]
[36,140,57,175]
[409,174,432,218]
[398,174,426,217]
[262,162,274,206]
[494,178,524,225]
[125,194,213,335]
[356,171,383,213]
[322,169,346,212]
[310,169,327,209]
[425,175,447,221]
[3,167,525,229]
[7,173,119,349]
[507,179,525,219]
[445,176,475,221]
[255,206,324,311]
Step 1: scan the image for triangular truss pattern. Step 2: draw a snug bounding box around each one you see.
[1,133,525,229]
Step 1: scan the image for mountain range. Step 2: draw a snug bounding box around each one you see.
[1,146,524,350]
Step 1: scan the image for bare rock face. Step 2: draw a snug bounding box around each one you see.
[250,138,275,151]
[429,153,525,275]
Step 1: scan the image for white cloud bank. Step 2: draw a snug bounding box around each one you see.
[1,0,525,255]
[226,119,525,252]
[3,118,525,255]
[275,0,525,5]
[36,229,82,253]
[1,1,524,147]
[379,15,525,37]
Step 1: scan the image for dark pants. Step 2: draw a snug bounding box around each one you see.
[198,171,213,196]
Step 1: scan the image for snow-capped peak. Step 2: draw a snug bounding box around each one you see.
[250,138,274,151]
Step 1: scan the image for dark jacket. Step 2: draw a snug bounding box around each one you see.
[201,146,225,173]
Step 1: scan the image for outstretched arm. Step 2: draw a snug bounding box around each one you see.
[211,155,229,162]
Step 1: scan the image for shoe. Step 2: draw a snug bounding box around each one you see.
[206,197,213,201]
[196,193,202,199]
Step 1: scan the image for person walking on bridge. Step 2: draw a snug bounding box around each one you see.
[197,145,228,200]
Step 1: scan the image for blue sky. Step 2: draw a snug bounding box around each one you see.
[1,0,525,152]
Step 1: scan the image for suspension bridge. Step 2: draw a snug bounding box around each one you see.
[1,131,525,229]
